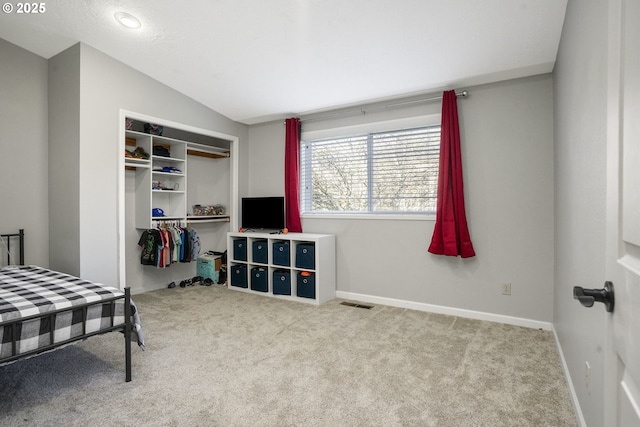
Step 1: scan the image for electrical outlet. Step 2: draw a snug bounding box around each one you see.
[585,361,591,393]
[501,283,511,295]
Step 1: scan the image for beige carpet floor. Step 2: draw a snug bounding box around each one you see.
[0,285,577,426]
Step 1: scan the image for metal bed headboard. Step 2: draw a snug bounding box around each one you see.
[0,229,24,266]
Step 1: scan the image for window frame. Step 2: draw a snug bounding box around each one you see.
[299,115,440,221]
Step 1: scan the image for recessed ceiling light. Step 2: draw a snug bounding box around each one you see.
[114,12,141,29]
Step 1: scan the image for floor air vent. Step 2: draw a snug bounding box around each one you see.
[340,301,373,309]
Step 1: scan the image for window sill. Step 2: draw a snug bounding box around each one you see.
[301,213,436,221]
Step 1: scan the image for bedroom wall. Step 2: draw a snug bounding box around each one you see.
[246,74,555,324]
[553,0,609,425]
[48,44,81,276]
[48,42,249,287]
[0,38,49,267]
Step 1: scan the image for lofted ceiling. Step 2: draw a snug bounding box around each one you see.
[0,0,567,125]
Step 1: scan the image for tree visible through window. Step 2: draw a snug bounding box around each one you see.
[300,125,440,214]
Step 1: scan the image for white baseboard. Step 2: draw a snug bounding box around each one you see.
[552,327,587,427]
[335,291,553,331]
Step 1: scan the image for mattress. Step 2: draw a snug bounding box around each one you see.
[0,265,143,360]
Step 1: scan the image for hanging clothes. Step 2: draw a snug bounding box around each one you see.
[138,223,198,267]
[182,227,191,262]
[190,228,200,261]
[171,226,182,263]
[138,228,162,266]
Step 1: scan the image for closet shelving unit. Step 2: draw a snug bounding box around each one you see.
[124,130,151,169]
[125,129,231,229]
[187,216,230,224]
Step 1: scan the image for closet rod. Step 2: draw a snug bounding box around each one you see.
[286,90,468,124]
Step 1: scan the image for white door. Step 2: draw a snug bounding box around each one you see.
[605,0,640,425]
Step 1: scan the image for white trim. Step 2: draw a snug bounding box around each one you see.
[302,213,436,221]
[121,110,239,142]
[301,114,441,141]
[552,327,588,427]
[117,110,126,290]
[335,290,553,330]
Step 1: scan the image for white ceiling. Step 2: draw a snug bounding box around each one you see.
[0,0,567,125]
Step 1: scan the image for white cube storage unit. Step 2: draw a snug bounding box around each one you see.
[227,232,336,305]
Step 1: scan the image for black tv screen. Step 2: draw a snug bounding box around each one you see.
[241,197,285,230]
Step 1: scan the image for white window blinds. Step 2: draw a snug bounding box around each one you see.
[300,125,441,214]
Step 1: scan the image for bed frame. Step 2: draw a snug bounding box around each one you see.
[0,229,133,382]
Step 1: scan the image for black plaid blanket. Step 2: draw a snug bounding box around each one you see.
[0,265,144,361]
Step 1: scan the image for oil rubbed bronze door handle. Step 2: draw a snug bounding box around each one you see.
[573,281,614,313]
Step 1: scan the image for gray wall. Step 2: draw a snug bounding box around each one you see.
[48,44,81,276]
[246,75,556,323]
[48,42,249,286]
[0,38,49,267]
[553,0,609,425]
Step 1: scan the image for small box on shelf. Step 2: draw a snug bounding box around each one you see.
[230,264,248,288]
[273,270,291,295]
[297,272,316,299]
[252,239,268,264]
[251,267,268,292]
[295,243,315,269]
[233,238,247,261]
[272,241,290,266]
[193,204,225,216]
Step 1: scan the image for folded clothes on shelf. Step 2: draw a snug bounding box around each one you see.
[153,145,170,157]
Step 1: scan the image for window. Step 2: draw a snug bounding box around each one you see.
[300,125,440,215]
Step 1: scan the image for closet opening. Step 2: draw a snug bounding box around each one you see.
[117,110,239,294]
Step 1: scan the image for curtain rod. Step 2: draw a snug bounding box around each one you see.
[286,90,468,124]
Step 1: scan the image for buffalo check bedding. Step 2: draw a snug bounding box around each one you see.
[0,265,144,361]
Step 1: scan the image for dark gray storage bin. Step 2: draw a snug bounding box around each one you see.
[296,272,315,299]
[295,243,315,269]
[233,238,247,261]
[272,241,290,266]
[272,270,291,295]
[250,267,268,292]
[230,264,248,288]
[252,239,268,264]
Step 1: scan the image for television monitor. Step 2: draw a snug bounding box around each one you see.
[241,197,285,231]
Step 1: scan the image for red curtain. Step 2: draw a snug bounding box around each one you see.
[428,91,475,258]
[284,118,303,232]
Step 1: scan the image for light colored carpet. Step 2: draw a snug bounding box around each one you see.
[0,286,577,426]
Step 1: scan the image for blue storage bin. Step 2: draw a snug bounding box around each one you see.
[297,272,315,299]
[233,238,247,261]
[273,270,291,295]
[251,267,268,292]
[230,264,248,288]
[295,243,315,269]
[252,239,268,264]
[272,241,290,266]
